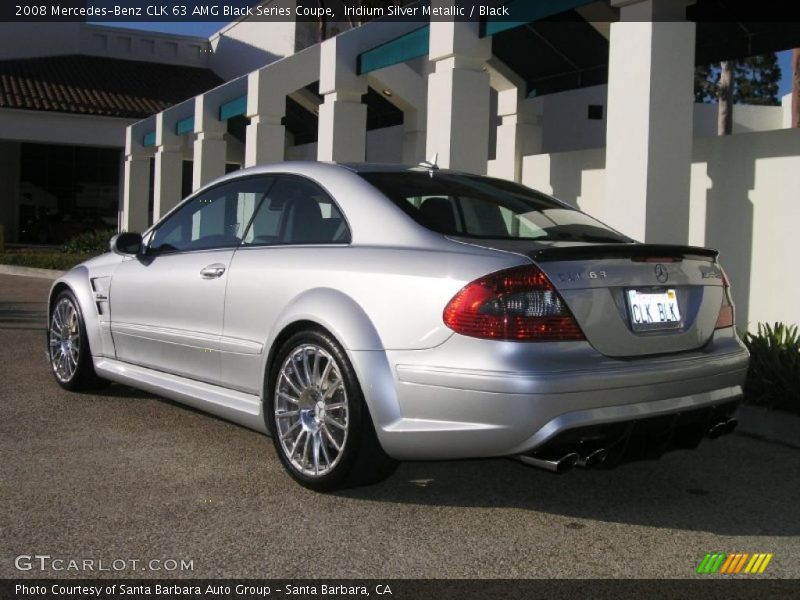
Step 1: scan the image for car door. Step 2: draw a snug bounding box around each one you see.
[219,175,351,393]
[110,176,273,384]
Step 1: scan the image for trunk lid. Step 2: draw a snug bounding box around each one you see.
[451,239,726,358]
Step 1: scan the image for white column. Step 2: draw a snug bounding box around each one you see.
[493,88,542,182]
[367,63,428,165]
[317,36,367,163]
[153,112,183,219]
[245,69,286,167]
[122,127,150,233]
[604,0,696,243]
[192,94,227,191]
[403,109,427,165]
[425,15,491,173]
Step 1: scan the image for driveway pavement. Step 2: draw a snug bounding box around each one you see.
[1,274,798,580]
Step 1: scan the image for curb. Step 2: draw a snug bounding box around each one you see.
[0,264,66,280]
[735,404,800,450]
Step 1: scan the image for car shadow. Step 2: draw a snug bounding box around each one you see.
[76,381,799,538]
[338,438,800,537]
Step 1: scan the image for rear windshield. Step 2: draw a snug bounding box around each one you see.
[359,171,630,243]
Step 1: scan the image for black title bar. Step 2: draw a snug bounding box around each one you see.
[3,0,800,23]
[3,579,800,600]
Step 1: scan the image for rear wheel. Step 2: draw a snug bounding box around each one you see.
[266,329,396,491]
[48,290,107,391]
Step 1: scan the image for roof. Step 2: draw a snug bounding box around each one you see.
[0,54,223,119]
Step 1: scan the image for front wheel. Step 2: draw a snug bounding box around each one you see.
[48,290,107,391]
[266,329,396,491]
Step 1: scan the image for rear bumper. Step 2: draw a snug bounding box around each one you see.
[367,330,749,460]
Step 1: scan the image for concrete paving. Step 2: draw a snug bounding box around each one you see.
[1,274,798,579]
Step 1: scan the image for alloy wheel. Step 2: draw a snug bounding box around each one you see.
[274,344,349,477]
[49,298,81,383]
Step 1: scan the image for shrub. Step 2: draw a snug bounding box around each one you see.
[742,322,800,415]
[0,251,92,271]
[62,229,116,255]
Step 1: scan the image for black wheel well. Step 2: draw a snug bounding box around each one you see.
[48,282,71,315]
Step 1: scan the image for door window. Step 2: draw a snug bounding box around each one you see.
[149,177,273,253]
[242,177,350,246]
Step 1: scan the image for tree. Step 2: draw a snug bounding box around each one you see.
[717,60,733,135]
[733,54,782,105]
[694,52,782,135]
[695,54,782,106]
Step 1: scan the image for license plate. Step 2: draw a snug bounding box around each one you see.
[627,289,681,331]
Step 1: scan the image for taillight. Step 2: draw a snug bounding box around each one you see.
[715,269,734,329]
[443,265,585,341]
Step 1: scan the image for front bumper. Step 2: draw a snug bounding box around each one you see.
[368,329,749,461]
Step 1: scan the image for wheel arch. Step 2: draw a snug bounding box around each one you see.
[262,288,402,443]
[48,268,103,358]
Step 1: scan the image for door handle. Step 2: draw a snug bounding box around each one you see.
[199,264,226,279]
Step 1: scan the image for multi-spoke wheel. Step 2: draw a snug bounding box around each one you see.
[49,297,81,383]
[267,329,396,491]
[47,290,106,391]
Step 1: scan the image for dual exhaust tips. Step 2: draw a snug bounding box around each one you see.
[518,448,608,474]
[518,417,738,474]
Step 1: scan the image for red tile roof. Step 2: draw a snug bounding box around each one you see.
[0,54,223,119]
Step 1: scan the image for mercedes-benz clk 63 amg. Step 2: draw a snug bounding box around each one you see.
[47,162,748,490]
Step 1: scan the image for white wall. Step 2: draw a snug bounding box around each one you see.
[0,23,210,67]
[782,93,793,129]
[0,109,134,147]
[521,128,800,330]
[210,19,295,80]
[530,86,608,153]
[693,102,784,137]
[81,25,210,67]
[286,125,404,163]
[518,84,791,154]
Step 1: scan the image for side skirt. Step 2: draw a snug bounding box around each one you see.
[93,357,268,434]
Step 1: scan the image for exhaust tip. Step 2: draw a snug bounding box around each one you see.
[518,452,579,474]
[577,448,608,469]
[555,452,579,474]
[708,418,738,439]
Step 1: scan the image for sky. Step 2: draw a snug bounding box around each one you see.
[110,22,795,98]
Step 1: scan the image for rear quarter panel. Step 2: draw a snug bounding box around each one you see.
[219,244,527,393]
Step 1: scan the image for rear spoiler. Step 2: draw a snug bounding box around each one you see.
[530,244,719,262]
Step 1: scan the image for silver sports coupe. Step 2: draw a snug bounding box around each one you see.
[47,162,749,490]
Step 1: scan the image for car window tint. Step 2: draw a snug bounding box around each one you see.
[150,177,273,253]
[242,177,350,246]
[360,172,630,243]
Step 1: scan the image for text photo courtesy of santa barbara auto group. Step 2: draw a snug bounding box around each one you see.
[0,1,799,599]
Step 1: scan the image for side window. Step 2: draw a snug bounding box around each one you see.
[243,177,350,246]
[150,177,273,253]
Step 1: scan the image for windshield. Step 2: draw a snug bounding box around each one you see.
[359,171,630,243]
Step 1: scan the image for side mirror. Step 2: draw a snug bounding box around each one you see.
[110,232,143,256]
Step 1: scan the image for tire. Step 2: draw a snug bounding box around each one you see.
[266,328,397,491]
[47,290,108,391]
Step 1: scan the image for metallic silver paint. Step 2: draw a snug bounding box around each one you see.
[50,162,750,463]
